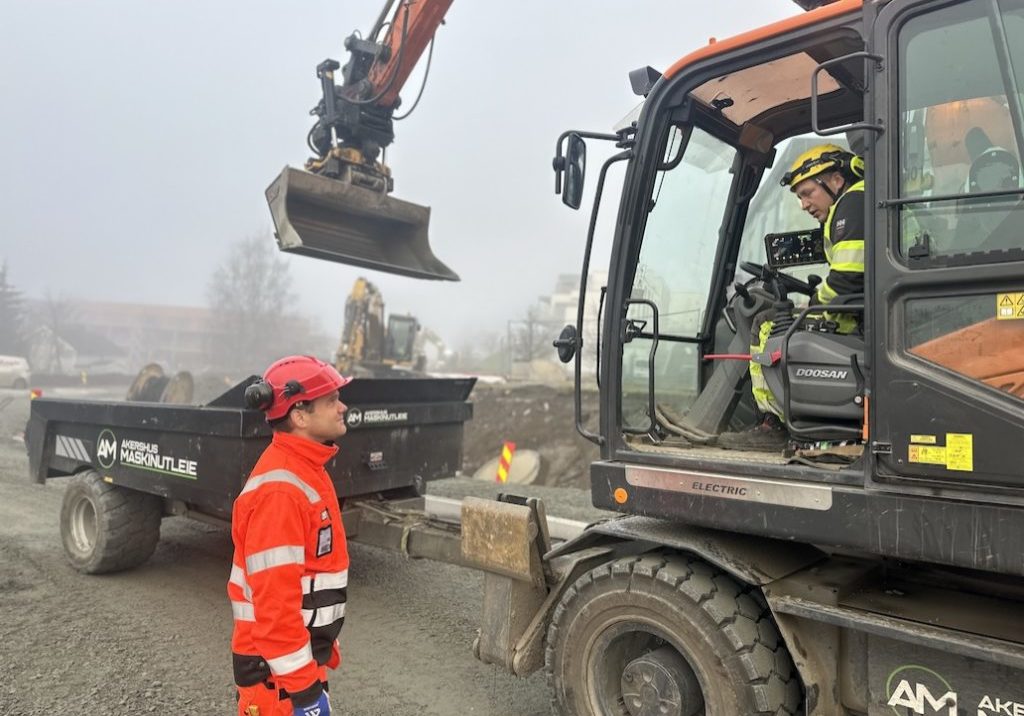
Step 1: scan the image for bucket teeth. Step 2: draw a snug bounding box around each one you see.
[265,166,459,282]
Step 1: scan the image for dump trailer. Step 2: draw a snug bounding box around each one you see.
[26,376,474,574]
[262,0,1024,713]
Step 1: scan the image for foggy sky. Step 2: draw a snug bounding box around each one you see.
[1,0,799,349]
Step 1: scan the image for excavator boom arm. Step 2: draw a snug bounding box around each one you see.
[264,0,460,281]
[367,0,453,109]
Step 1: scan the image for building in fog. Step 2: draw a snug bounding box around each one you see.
[74,301,218,372]
[26,299,328,375]
[531,270,608,377]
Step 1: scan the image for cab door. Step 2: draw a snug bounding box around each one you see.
[871,0,1024,490]
[619,123,740,435]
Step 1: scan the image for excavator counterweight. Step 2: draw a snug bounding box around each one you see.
[266,167,458,281]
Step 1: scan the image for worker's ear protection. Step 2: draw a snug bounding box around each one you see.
[244,378,306,412]
[848,154,865,180]
[244,380,274,411]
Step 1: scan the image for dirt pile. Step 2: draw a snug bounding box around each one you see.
[461,382,600,489]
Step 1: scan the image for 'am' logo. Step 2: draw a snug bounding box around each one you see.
[96,429,118,469]
[886,665,957,715]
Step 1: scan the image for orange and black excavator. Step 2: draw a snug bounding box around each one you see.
[265,0,458,281]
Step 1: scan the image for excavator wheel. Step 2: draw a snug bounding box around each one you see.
[545,552,802,716]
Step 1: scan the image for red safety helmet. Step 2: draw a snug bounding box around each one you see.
[244,355,352,421]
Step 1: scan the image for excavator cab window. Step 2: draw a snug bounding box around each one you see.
[623,125,738,431]
[895,0,1024,406]
[866,0,1024,488]
[897,0,1024,262]
[385,315,420,364]
[735,132,845,289]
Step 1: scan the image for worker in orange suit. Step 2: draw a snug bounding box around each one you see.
[228,355,353,716]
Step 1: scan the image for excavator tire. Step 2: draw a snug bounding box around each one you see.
[545,552,802,716]
[60,469,162,574]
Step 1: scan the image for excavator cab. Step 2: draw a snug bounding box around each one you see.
[384,314,421,365]
[559,0,1024,486]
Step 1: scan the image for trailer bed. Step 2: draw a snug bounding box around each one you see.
[26,376,475,521]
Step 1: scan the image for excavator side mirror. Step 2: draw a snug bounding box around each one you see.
[562,133,587,210]
[553,324,578,364]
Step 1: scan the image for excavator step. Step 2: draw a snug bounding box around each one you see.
[265,166,459,281]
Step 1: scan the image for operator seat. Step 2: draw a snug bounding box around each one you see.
[956,127,1023,253]
[760,300,867,441]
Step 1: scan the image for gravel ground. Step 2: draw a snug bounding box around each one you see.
[0,386,614,716]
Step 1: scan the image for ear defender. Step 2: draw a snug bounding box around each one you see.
[244,380,275,411]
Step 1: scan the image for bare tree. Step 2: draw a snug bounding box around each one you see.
[31,293,78,373]
[0,261,27,356]
[206,236,326,374]
[508,306,562,364]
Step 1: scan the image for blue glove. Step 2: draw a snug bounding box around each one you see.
[293,689,330,716]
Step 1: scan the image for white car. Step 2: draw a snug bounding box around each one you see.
[0,355,30,389]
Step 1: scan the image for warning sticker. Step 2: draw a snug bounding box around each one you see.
[909,445,947,465]
[996,292,1024,320]
[946,433,973,471]
[910,434,937,444]
[907,433,974,471]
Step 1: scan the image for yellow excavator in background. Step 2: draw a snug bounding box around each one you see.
[335,277,427,376]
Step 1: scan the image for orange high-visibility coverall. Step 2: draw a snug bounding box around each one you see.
[227,430,349,714]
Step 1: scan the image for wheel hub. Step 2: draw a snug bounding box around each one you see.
[621,646,703,716]
[70,497,98,554]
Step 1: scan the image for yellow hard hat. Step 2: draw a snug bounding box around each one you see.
[781,144,865,189]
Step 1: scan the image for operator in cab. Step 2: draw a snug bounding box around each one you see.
[720,144,865,451]
[228,355,353,716]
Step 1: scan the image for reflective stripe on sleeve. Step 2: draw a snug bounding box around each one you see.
[828,239,864,272]
[231,600,256,622]
[266,642,314,676]
[240,469,321,504]
[816,278,839,304]
[302,601,346,628]
[302,570,348,594]
[229,563,252,601]
[246,545,305,575]
[749,319,783,418]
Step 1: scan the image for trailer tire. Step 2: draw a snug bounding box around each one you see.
[545,553,801,716]
[60,470,162,574]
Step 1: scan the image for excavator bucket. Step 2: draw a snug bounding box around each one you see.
[265,166,459,281]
